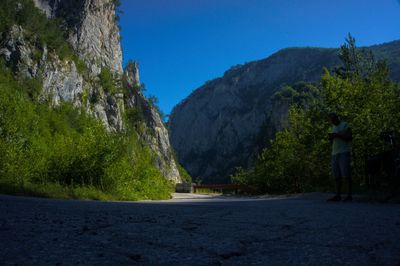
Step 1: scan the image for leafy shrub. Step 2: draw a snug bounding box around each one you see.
[0,61,172,200]
[177,163,192,183]
[99,67,119,94]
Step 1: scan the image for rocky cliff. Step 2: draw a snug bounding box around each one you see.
[169,41,400,183]
[0,0,181,183]
[1,0,123,130]
[33,0,123,75]
[123,62,180,183]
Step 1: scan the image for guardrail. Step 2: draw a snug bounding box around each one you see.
[176,183,255,194]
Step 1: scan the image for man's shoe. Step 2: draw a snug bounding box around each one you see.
[327,195,341,202]
[343,196,352,202]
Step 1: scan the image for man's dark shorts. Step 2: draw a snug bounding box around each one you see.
[332,152,351,178]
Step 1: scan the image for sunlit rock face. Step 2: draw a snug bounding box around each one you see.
[33,0,123,75]
[0,0,124,131]
[169,41,400,183]
[0,24,84,108]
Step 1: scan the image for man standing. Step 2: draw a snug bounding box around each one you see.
[327,113,353,202]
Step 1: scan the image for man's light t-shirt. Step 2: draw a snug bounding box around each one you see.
[332,121,351,155]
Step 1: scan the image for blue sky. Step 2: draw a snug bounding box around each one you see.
[120,0,400,115]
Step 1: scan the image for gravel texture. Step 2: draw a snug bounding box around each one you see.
[1,193,399,266]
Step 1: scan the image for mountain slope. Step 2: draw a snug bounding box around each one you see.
[169,40,400,183]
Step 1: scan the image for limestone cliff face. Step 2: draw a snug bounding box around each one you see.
[31,0,124,130]
[0,0,181,182]
[1,0,123,131]
[33,0,122,75]
[1,25,84,107]
[169,42,400,183]
[123,62,181,183]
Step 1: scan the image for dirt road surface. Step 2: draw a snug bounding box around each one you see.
[1,193,399,265]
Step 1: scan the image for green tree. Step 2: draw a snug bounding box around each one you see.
[232,36,400,194]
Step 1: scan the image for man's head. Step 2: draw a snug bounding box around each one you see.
[328,112,340,126]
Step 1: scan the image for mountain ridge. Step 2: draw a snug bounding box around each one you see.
[169,39,400,183]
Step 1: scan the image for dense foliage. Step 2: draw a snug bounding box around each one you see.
[232,36,400,194]
[0,60,172,200]
[99,67,119,94]
[177,164,192,183]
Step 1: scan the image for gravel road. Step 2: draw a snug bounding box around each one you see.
[1,193,399,266]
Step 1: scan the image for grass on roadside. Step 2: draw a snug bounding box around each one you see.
[0,182,172,201]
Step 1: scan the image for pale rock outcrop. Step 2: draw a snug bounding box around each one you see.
[41,53,84,106]
[0,25,83,106]
[0,23,122,131]
[33,0,122,75]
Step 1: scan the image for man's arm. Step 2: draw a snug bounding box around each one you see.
[332,127,352,141]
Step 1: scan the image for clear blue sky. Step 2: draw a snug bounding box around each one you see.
[120,0,400,115]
